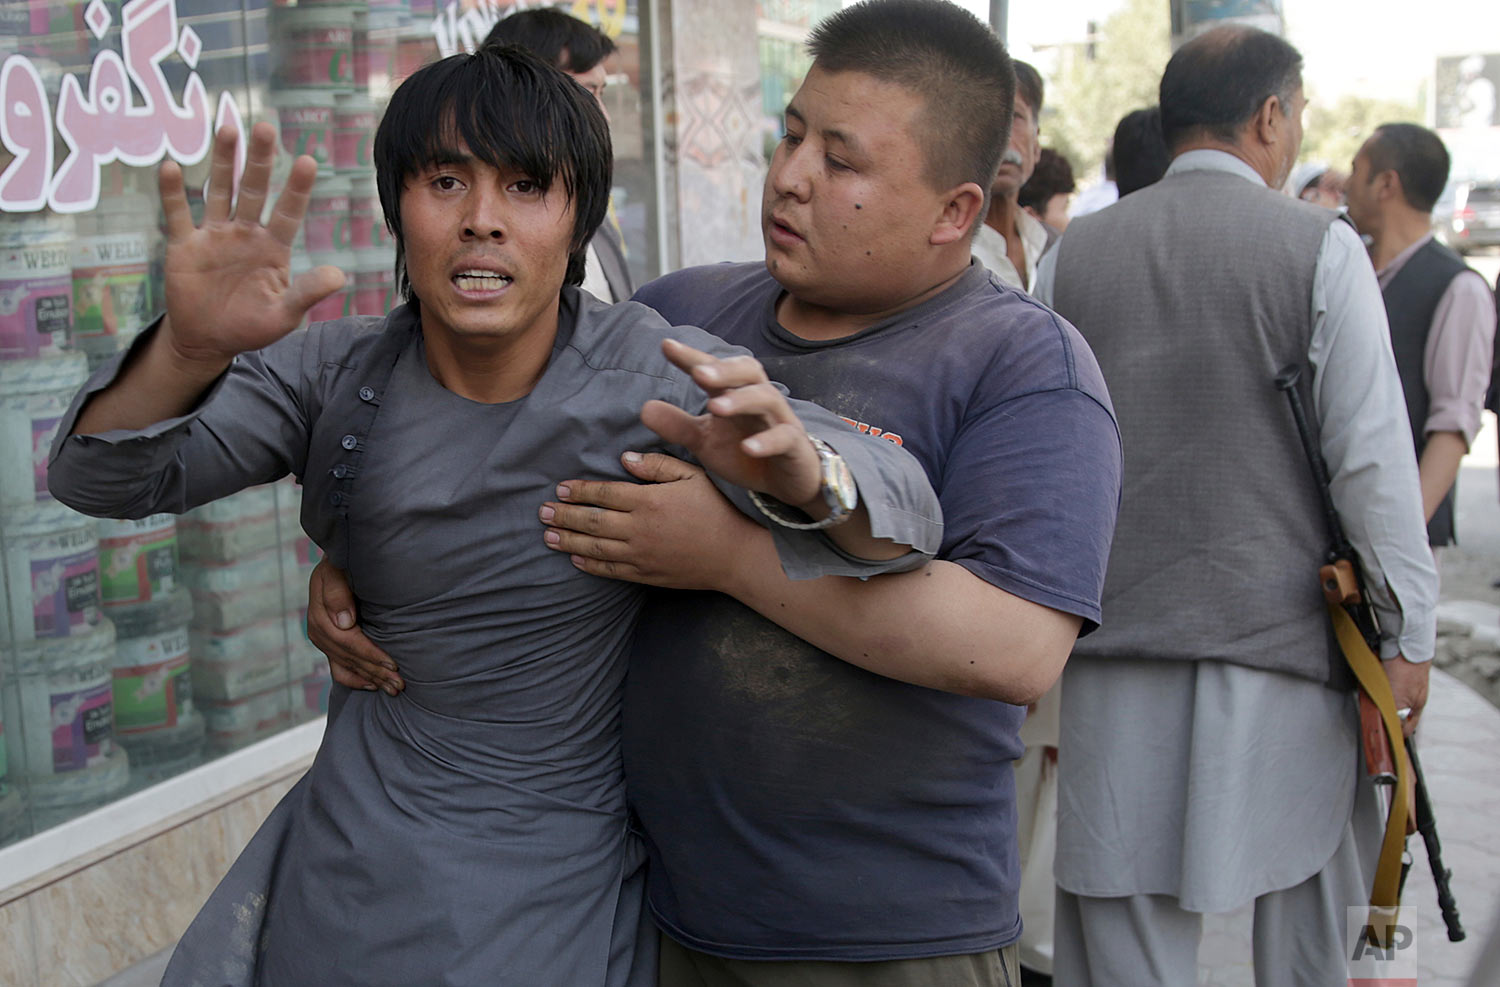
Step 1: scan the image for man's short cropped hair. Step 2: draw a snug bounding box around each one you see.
[1159,26,1302,151]
[806,0,1014,195]
[1113,107,1171,196]
[372,45,612,304]
[1013,60,1044,121]
[1018,148,1074,211]
[1367,123,1451,214]
[483,7,616,74]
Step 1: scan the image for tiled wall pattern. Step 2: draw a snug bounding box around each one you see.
[662,0,767,268]
[0,766,304,987]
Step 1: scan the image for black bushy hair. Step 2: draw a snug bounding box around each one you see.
[372,44,612,306]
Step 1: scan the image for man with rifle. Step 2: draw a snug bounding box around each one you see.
[1035,26,1439,985]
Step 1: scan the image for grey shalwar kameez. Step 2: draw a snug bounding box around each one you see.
[46,290,941,987]
[1034,151,1439,987]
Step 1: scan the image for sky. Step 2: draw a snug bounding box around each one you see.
[948,0,1500,107]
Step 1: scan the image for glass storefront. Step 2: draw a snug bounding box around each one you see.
[755,0,836,162]
[0,0,658,849]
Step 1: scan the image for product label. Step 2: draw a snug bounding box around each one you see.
[0,271,72,358]
[277,105,334,164]
[32,544,101,637]
[305,194,352,252]
[281,27,354,87]
[51,681,113,772]
[113,627,192,732]
[99,521,178,605]
[71,234,152,339]
[333,112,376,171]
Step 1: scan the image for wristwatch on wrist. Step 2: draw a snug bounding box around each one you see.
[748,435,859,530]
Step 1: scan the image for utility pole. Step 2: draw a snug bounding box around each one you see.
[990,0,1007,44]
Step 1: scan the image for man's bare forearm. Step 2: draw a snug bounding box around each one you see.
[72,317,230,436]
[722,527,1081,703]
[799,502,910,560]
[1417,430,1467,523]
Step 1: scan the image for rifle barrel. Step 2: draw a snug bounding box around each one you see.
[1407,739,1465,942]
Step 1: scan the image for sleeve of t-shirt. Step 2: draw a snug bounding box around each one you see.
[47,317,321,518]
[938,346,1122,632]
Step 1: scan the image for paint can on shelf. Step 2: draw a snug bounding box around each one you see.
[347,174,383,254]
[0,213,74,359]
[352,249,394,316]
[107,592,203,786]
[70,225,152,366]
[305,251,355,324]
[333,92,376,173]
[96,514,179,606]
[26,745,130,830]
[271,5,356,90]
[274,89,336,167]
[3,618,117,778]
[105,586,193,640]
[0,501,102,645]
[182,547,290,633]
[0,352,87,508]
[305,175,353,254]
[111,621,193,735]
[191,610,318,702]
[120,711,204,786]
[177,485,282,561]
[200,682,296,753]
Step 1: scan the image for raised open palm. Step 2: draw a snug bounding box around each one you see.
[159,122,344,367]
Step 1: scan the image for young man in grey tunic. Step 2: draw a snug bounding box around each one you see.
[45,47,940,986]
[1032,26,1439,986]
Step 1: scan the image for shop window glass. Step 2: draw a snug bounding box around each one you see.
[0,0,657,852]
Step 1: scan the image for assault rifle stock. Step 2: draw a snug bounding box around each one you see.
[1275,364,1464,943]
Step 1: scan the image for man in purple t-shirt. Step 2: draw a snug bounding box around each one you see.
[310,1,1121,983]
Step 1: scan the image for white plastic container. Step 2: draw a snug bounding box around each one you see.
[4,618,117,778]
[0,214,74,359]
[275,89,337,167]
[0,501,102,644]
[111,622,193,735]
[70,193,154,365]
[0,352,88,508]
[96,513,179,606]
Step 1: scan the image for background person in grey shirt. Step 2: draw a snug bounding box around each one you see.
[46,47,939,986]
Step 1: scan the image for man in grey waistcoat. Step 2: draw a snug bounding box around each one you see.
[1344,123,1497,549]
[1033,26,1439,986]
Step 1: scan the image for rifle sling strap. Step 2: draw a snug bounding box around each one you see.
[1329,603,1412,935]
